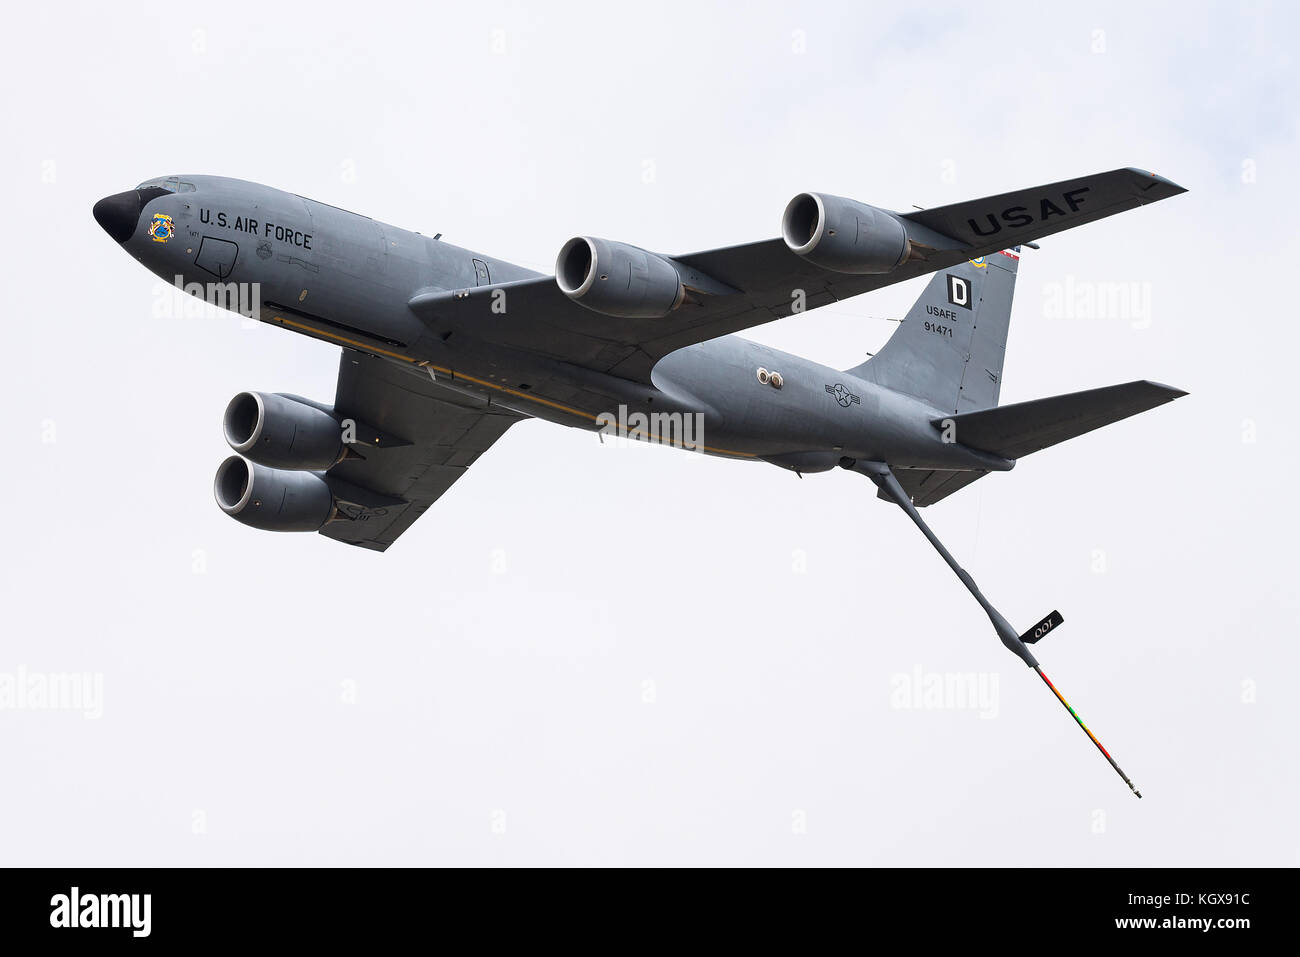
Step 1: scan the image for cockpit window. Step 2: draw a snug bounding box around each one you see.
[136,176,196,193]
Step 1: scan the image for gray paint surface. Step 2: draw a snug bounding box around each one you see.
[94,168,1186,549]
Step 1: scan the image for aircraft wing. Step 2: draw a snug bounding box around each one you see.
[319,350,523,551]
[413,168,1185,383]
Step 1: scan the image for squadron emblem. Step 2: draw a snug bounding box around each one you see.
[147,213,175,243]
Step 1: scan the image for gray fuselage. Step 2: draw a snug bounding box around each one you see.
[114,175,1006,475]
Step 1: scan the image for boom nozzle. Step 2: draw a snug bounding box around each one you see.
[1035,667,1142,798]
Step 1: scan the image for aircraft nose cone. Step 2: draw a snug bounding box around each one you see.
[92,190,144,243]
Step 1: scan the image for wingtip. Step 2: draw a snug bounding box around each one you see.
[1139,380,1190,400]
[1125,167,1188,198]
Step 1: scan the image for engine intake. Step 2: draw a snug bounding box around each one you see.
[781,193,910,274]
[214,456,335,532]
[223,391,345,470]
[555,236,685,319]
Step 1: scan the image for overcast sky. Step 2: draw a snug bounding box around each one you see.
[2,0,1296,865]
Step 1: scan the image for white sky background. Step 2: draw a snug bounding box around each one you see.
[1,0,1296,865]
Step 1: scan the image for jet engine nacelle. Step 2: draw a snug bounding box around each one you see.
[555,236,685,319]
[223,391,344,470]
[781,193,911,274]
[213,456,335,532]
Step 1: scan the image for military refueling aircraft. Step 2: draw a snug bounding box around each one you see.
[94,168,1186,795]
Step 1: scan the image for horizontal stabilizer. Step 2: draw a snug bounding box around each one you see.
[935,380,1187,460]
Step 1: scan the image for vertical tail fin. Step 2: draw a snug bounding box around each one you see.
[849,248,1021,414]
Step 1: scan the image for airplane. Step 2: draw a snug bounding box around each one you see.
[94,168,1187,795]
